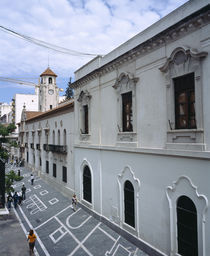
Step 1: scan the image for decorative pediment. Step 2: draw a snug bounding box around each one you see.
[77,90,92,104]
[159,47,208,73]
[118,165,140,194]
[112,72,139,91]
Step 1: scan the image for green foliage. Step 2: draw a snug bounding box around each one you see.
[65,77,74,99]
[7,123,16,133]
[0,150,9,160]
[0,123,16,159]
[9,140,18,147]
[5,170,23,194]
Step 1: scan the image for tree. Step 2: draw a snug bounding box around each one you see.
[65,77,74,99]
[0,123,16,160]
[5,170,23,194]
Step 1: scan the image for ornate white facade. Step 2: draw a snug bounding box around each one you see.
[18,1,210,255]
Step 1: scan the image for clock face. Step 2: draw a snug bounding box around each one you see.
[48,89,54,95]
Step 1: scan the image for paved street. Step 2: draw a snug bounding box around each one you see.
[8,166,148,256]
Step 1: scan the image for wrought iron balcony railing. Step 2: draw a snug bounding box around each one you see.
[43,144,67,154]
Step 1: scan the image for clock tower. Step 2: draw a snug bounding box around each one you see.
[39,67,59,112]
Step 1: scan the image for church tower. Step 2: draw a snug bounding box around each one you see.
[39,67,59,112]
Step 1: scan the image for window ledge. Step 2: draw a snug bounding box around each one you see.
[117,132,137,147]
[81,199,92,209]
[167,129,204,150]
[80,133,91,141]
[167,129,203,133]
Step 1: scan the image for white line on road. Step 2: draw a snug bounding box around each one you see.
[35,204,73,230]
[18,206,51,256]
[13,207,39,256]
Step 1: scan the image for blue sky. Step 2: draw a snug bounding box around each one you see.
[0,0,188,103]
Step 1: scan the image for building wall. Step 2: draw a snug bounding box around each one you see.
[15,94,38,126]
[23,106,75,197]
[72,2,210,255]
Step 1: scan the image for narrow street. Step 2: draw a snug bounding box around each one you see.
[8,165,148,256]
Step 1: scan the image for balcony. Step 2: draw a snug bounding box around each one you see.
[43,144,67,154]
[30,143,34,149]
[36,144,41,150]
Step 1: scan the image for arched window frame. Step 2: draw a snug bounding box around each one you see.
[53,130,55,145]
[166,176,208,256]
[63,129,67,146]
[58,130,60,145]
[49,77,52,84]
[80,159,94,209]
[118,166,140,236]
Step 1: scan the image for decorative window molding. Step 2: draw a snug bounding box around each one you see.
[77,90,91,140]
[80,159,94,209]
[166,176,208,256]
[159,47,208,150]
[117,165,140,236]
[113,72,139,146]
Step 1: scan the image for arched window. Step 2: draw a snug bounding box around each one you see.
[63,129,67,145]
[124,180,135,228]
[58,130,60,145]
[177,196,198,256]
[49,77,52,84]
[83,165,91,203]
[53,130,55,144]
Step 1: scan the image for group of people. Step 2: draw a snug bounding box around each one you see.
[7,184,26,210]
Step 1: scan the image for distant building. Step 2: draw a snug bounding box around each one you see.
[0,102,12,124]
[11,67,65,133]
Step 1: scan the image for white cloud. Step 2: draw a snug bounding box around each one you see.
[0,0,188,102]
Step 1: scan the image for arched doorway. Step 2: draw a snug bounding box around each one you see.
[177,195,198,256]
[83,165,92,203]
[124,180,135,228]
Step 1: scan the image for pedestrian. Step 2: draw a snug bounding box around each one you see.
[18,192,22,205]
[30,174,34,185]
[7,193,13,211]
[72,193,77,211]
[21,184,26,200]
[13,192,18,209]
[27,229,37,255]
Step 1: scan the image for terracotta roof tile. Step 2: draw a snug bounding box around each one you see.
[25,111,42,120]
[40,67,57,77]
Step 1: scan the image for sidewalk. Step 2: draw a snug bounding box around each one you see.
[0,208,29,256]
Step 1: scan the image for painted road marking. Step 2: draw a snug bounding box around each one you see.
[25,194,47,215]
[18,204,50,256]
[49,225,68,244]
[40,190,48,196]
[49,198,59,205]
[34,185,41,189]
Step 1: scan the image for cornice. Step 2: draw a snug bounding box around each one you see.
[71,6,210,89]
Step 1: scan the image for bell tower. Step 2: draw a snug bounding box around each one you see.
[39,67,59,112]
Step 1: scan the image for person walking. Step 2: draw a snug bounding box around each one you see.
[13,192,18,209]
[30,174,34,185]
[27,229,37,255]
[21,184,26,200]
[72,193,77,212]
[7,193,13,211]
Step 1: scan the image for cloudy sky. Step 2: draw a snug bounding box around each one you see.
[0,0,188,103]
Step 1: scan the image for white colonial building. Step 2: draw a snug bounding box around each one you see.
[18,0,210,255]
[71,0,210,255]
[19,100,74,196]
